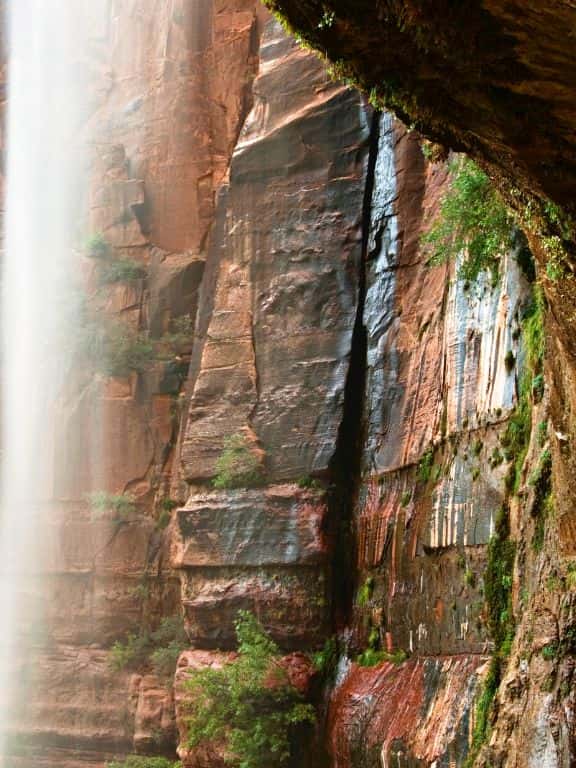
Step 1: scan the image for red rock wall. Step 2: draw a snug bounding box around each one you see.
[5,2,264,766]
[4,3,537,767]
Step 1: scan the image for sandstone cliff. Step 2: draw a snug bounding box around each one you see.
[4,2,565,768]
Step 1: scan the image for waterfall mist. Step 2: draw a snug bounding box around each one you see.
[0,0,103,758]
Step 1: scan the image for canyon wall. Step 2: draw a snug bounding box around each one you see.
[4,2,558,768]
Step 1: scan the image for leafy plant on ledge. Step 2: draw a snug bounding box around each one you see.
[213,433,265,490]
[107,758,181,768]
[422,157,515,283]
[88,490,136,521]
[79,319,155,378]
[97,258,147,286]
[110,615,188,678]
[184,611,315,768]
[85,231,110,259]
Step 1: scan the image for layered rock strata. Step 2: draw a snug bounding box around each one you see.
[4,2,551,767]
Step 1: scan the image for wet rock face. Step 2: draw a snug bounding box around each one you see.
[179,19,370,485]
[328,656,484,768]
[263,0,576,214]
[173,12,370,652]
[6,3,559,768]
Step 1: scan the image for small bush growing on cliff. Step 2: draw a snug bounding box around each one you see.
[107,758,181,768]
[85,231,110,259]
[110,615,188,677]
[79,319,155,378]
[213,434,264,490]
[184,611,315,768]
[88,491,136,521]
[97,258,147,286]
[423,158,514,282]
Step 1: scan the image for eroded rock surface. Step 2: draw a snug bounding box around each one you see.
[6,2,566,767]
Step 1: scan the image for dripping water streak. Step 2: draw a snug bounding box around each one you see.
[0,1,98,758]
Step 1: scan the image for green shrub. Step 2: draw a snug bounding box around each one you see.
[110,631,151,671]
[541,644,558,661]
[158,314,195,357]
[110,615,188,677]
[86,232,110,259]
[423,158,514,282]
[102,327,155,377]
[157,498,180,529]
[79,320,155,377]
[356,648,407,668]
[107,759,181,768]
[184,611,315,768]
[296,475,322,490]
[98,258,147,285]
[157,510,172,530]
[88,491,136,521]
[213,434,264,490]
[151,641,186,677]
[160,498,180,512]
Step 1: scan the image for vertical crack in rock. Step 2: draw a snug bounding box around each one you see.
[328,110,381,628]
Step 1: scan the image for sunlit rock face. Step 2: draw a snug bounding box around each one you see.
[4,2,545,767]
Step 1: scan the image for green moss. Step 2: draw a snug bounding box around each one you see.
[541,644,558,661]
[463,656,501,768]
[417,448,435,483]
[484,508,515,650]
[529,449,552,489]
[522,287,545,374]
[312,636,338,680]
[400,489,412,507]
[357,576,375,607]
[566,563,576,590]
[464,569,476,588]
[490,448,504,468]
